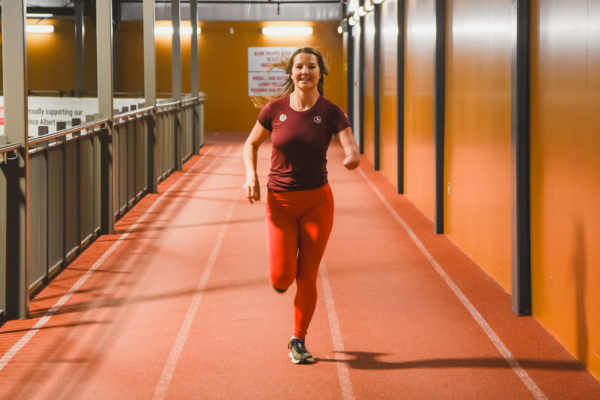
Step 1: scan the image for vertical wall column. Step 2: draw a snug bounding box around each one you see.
[171,0,183,171]
[511,0,532,316]
[352,21,361,146]
[397,0,406,194]
[97,0,115,234]
[359,1,366,154]
[433,0,446,234]
[143,0,158,193]
[75,0,85,97]
[190,0,201,154]
[345,19,355,134]
[112,4,120,92]
[2,0,30,319]
[0,140,5,318]
[373,3,382,171]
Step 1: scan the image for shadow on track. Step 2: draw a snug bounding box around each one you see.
[316,352,586,372]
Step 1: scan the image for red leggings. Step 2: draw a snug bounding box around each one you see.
[266,183,334,339]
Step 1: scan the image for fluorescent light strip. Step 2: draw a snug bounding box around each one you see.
[26,13,54,18]
[155,27,201,35]
[26,25,54,33]
[262,27,313,35]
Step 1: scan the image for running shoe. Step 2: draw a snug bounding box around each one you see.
[288,338,315,364]
[272,284,287,294]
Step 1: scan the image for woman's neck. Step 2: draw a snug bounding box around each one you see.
[289,89,320,112]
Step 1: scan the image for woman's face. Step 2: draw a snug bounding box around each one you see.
[290,52,321,92]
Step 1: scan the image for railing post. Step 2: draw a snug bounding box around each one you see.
[72,118,83,250]
[57,121,69,267]
[2,0,30,319]
[144,0,158,193]
[199,96,204,149]
[172,0,183,171]
[91,113,102,235]
[97,0,115,234]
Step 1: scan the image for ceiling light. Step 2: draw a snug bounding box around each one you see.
[262,27,313,35]
[26,13,53,19]
[373,0,385,4]
[26,25,54,33]
[155,26,201,35]
[348,17,357,26]
[338,26,343,34]
[365,2,374,11]
[357,6,367,17]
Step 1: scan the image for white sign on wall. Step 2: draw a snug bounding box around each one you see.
[248,72,289,97]
[248,47,296,97]
[0,97,144,137]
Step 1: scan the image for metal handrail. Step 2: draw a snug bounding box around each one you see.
[113,105,155,120]
[0,142,21,154]
[156,101,180,109]
[29,118,111,145]
[181,97,199,106]
[9,96,204,147]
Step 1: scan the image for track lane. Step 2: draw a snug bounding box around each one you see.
[0,143,238,399]
[162,136,346,399]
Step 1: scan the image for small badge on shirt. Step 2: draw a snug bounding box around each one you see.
[279,114,287,121]
[314,116,322,123]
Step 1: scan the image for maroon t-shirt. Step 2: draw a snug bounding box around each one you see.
[258,94,352,192]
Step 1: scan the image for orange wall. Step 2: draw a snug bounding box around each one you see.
[117,20,344,132]
[363,14,376,164]
[0,19,98,93]
[380,0,399,187]
[444,0,512,292]
[404,0,435,220]
[530,0,600,380]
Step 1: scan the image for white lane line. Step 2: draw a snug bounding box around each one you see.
[152,189,241,400]
[0,147,215,372]
[357,168,548,400]
[320,260,356,400]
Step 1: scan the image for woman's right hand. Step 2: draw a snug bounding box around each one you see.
[243,175,261,204]
[243,121,271,204]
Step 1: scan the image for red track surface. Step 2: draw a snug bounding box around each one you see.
[0,133,599,399]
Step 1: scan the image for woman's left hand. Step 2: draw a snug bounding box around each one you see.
[338,127,360,170]
[343,154,360,170]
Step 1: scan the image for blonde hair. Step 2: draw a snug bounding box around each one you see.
[251,46,330,109]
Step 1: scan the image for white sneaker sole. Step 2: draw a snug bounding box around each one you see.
[289,351,315,364]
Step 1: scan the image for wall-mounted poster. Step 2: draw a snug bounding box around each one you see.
[248,47,296,97]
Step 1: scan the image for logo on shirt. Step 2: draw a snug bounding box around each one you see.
[314,116,322,123]
[279,114,287,122]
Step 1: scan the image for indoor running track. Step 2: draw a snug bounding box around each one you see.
[0,132,599,400]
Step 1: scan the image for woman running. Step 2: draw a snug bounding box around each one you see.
[242,47,360,364]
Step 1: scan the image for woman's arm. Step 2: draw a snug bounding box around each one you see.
[337,127,360,170]
[242,121,271,203]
